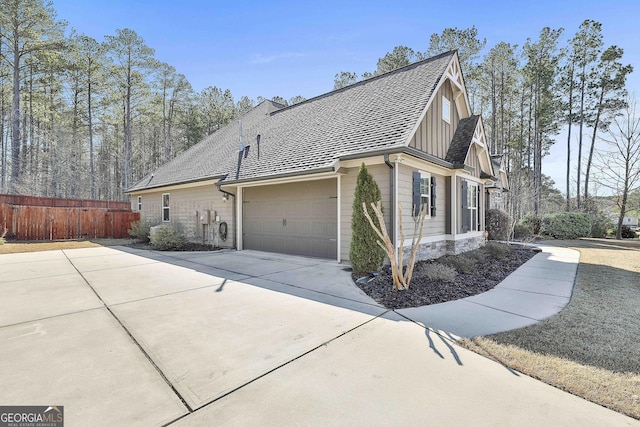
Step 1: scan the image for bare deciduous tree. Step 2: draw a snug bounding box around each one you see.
[362,201,427,290]
[594,95,640,239]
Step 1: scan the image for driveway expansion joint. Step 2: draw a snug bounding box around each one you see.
[61,249,193,413]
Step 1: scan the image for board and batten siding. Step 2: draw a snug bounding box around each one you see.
[131,183,234,248]
[397,164,447,242]
[466,144,482,178]
[340,164,391,263]
[409,80,460,158]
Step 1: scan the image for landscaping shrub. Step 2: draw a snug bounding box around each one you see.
[425,263,458,283]
[541,212,591,239]
[440,255,477,274]
[150,225,187,250]
[128,219,152,243]
[513,223,531,239]
[482,242,513,259]
[620,226,637,239]
[0,227,6,245]
[486,209,511,241]
[350,163,386,273]
[520,214,542,235]
[590,211,613,238]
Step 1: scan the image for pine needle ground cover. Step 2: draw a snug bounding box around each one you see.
[461,238,640,420]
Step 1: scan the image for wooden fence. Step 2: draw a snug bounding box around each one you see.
[0,194,139,240]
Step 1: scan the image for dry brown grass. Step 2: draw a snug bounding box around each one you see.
[0,238,130,254]
[461,238,640,420]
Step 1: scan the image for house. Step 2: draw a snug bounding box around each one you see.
[485,155,509,211]
[127,51,499,263]
[622,216,638,230]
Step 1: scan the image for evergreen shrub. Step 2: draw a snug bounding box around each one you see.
[486,209,511,241]
[621,226,637,239]
[128,219,152,243]
[150,225,187,250]
[541,212,591,239]
[349,163,386,273]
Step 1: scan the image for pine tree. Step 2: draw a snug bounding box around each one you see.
[349,163,385,273]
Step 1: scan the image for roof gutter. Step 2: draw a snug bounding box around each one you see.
[125,175,225,194]
[338,146,456,170]
[220,166,335,186]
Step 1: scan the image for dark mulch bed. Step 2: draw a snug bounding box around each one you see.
[127,241,220,251]
[353,243,539,310]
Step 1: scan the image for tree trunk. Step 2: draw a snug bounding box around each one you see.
[616,186,628,240]
[124,57,132,193]
[576,69,586,209]
[11,38,21,193]
[88,68,95,199]
[566,62,575,211]
[584,88,605,203]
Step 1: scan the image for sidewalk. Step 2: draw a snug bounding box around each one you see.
[397,245,579,338]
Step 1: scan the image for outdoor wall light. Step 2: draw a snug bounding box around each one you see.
[222,194,228,203]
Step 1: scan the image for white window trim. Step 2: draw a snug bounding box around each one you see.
[137,196,142,212]
[419,170,432,218]
[467,182,479,231]
[162,193,170,222]
[442,96,451,124]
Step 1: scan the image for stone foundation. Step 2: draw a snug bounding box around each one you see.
[401,235,486,262]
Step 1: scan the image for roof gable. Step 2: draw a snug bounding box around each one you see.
[445,115,494,177]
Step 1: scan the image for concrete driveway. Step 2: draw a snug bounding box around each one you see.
[0,247,636,426]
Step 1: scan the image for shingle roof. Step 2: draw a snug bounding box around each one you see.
[128,51,456,192]
[445,115,479,166]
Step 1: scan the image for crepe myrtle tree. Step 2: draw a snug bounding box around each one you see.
[349,163,386,273]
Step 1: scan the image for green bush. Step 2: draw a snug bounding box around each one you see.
[590,211,613,238]
[541,212,591,239]
[620,226,637,239]
[521,214,542,235]
[349,163,386,273]
[425,263,458,283]
[128,219,152,243]
[439,255,477,274]
[513,223,531,239]
[150,225,187,250]
[486,209,511,241]
[482,242,513,259]
[0,228,6,245]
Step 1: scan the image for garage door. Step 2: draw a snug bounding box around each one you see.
[243,179,337,259]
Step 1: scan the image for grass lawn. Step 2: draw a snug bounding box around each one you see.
[461,238,640,420]
[0,238,130,254]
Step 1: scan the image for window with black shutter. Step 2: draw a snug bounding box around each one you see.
[412,171,432,218]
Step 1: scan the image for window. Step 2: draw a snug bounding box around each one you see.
[162,193,170,222]
[442,96,451,124]
[137,196,142,212]
[461,180,481,232]
[467,182,478,231]
[412,171,435,217]
[420,173,430,215]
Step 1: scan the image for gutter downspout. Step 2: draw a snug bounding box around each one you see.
[384,154,395,250]
[216,181,237,249]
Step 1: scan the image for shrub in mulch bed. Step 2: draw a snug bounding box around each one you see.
[353,243,539,310]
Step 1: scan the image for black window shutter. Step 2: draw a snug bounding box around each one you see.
[430,176,437,216]
[461,180,469,232]
[412,171,421,217]
[477,185,481,231]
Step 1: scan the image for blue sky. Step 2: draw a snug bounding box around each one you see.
[53,0,640,193]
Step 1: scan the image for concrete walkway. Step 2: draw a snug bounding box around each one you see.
[1,245,637,426]
[398,245,580,338]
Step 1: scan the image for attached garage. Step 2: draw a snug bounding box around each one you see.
[242,179,338,259]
